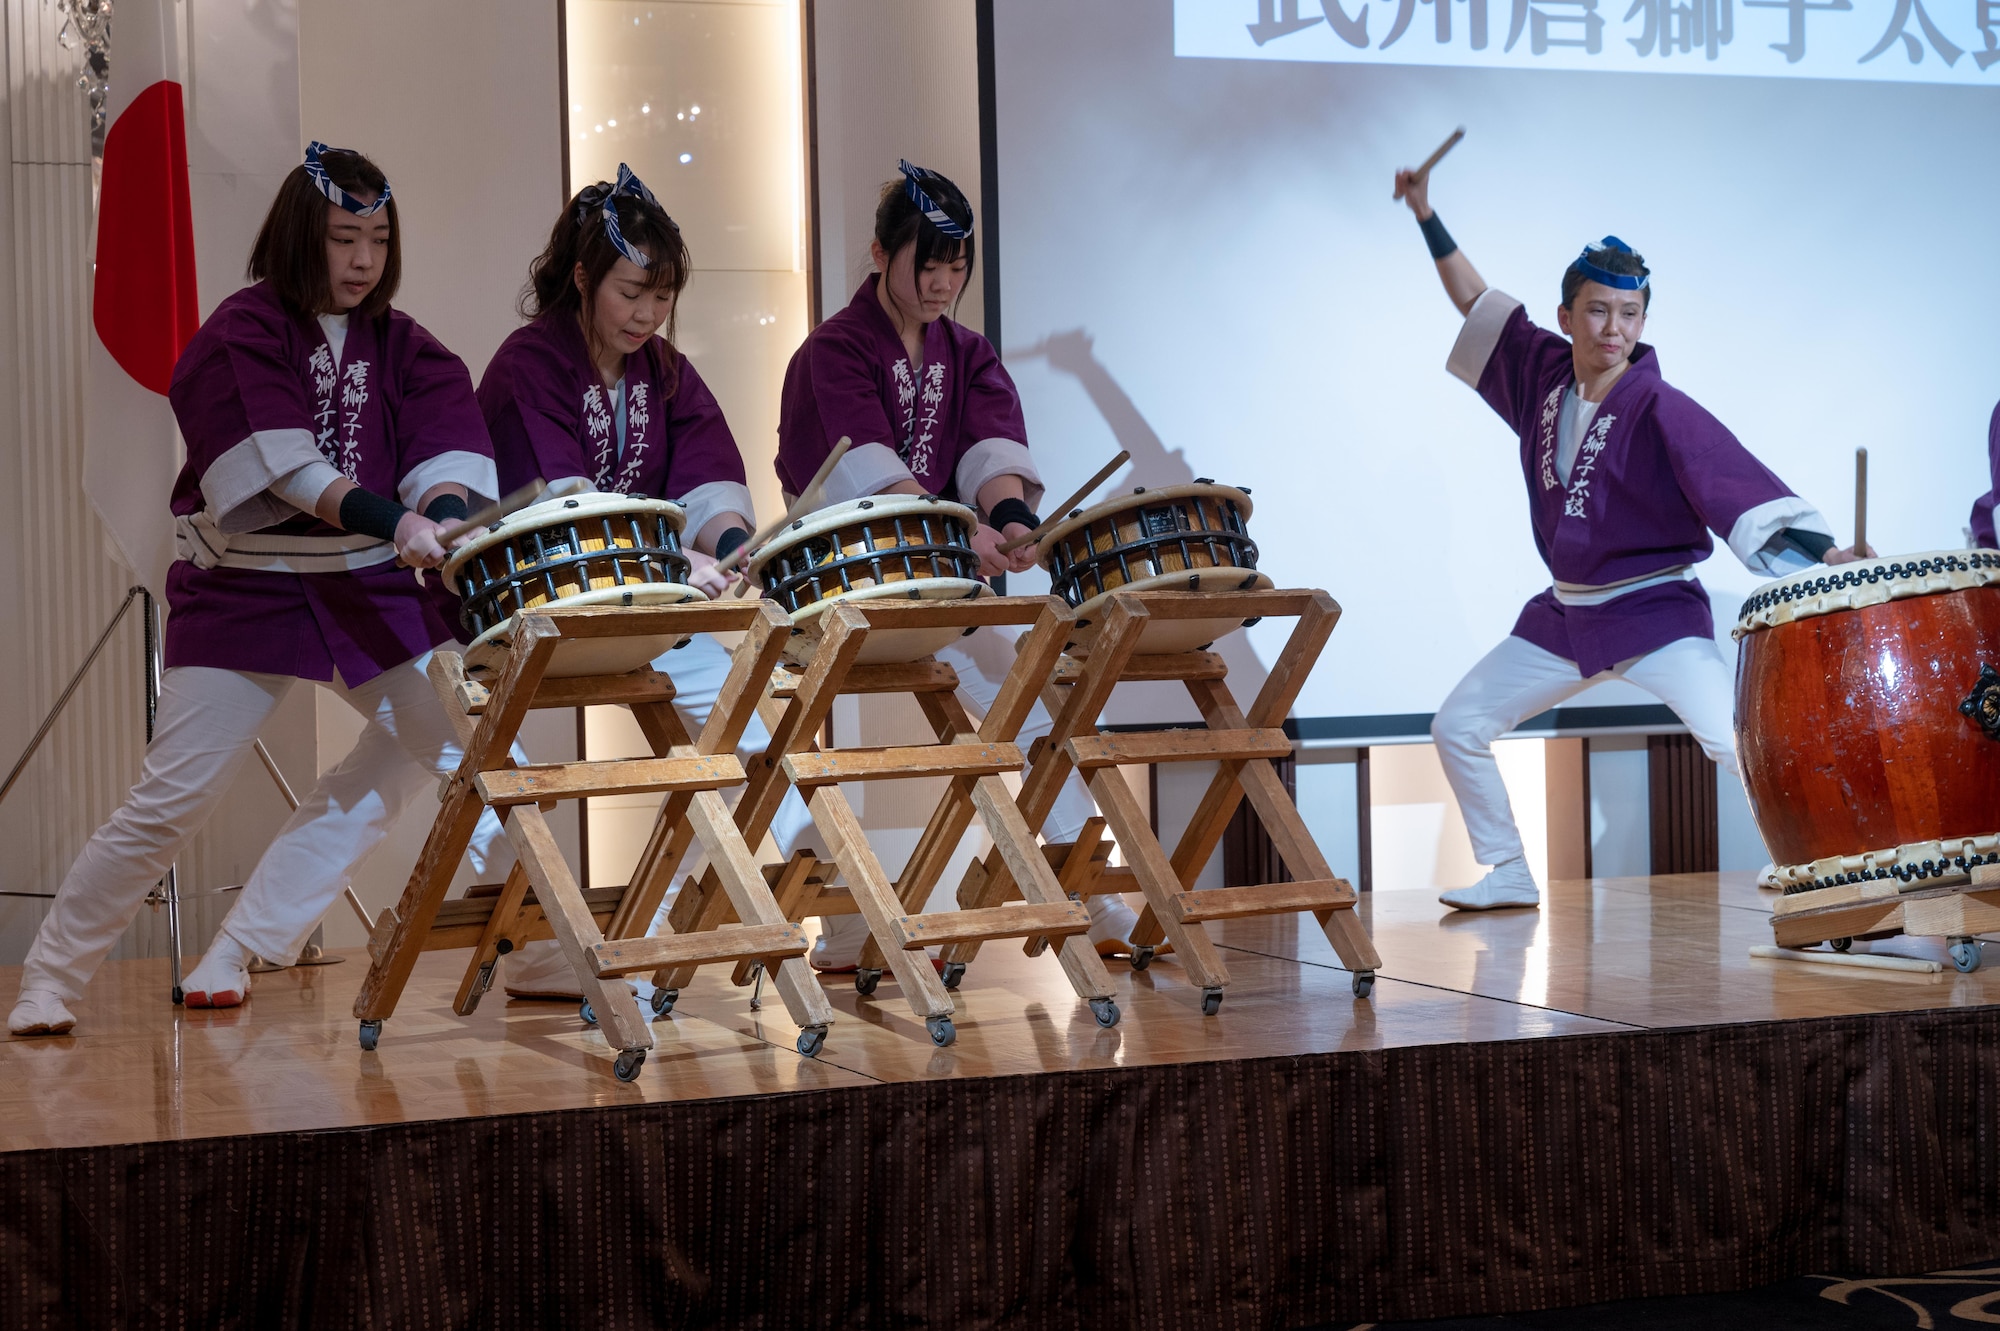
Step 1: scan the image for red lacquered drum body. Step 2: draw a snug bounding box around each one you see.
[1734,550,2000,893]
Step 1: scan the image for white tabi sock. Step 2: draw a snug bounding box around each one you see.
[182,931,254,1008]
[8,989,77,1037]
[1439,858,1541,912]
[809,913,870,970]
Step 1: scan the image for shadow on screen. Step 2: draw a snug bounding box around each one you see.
[1008,327,1276,717]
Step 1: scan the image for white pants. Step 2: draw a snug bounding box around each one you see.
[1431,633,1737,868]
[22,651,511,1001]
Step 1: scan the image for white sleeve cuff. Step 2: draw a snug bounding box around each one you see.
[953,438,1045,515]
[819,442,915,505]
[202,429,327,532]
[267,460,344,518]
[676,480,755,546]
[1446,288,1523,389]
[399,450,498,510]
[1729,495,1835,576]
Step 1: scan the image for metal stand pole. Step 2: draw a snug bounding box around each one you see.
[143,590,186,1005]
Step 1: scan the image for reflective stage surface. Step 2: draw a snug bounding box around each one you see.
[5,871,1995,1153]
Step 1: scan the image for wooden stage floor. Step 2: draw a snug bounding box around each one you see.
[8,869,1996,1155]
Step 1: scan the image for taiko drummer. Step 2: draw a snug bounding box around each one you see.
[473,164,821,1001]
[772,160,1156,967]
[1394,164,1870,913]
[11,145,512,1035]
[1968,399,2000,548]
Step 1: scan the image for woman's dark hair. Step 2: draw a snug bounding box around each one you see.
[874,165,975,311]
[523,184,691,379]
[1562,245,1652,311]
[248,148,399,320]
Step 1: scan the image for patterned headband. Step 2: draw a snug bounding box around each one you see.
[898,160,971,240]
[585,163,676,270]
[304,141,391,217]
[1570,235,1649,292]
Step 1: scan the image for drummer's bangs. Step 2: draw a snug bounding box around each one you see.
[249,149,400,319]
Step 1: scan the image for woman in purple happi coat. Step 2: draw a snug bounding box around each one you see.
[1393,163,1869,913]
[776,161,1152,968]
[10,145,509,1036]
[475,165,817,1001]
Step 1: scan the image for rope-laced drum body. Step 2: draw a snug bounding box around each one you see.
[749,494,989,664]
[1037,481,1272,655]
[1734,549,2000,893]
[444,492,702,678]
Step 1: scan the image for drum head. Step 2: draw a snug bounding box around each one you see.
[782,578,991,665]
[1735,548,2000,637]
[1035,481,1255,556]
[748,495,979,577]
[460,582,707,680]
[1067,566,1275,655]
[443,491,686,583]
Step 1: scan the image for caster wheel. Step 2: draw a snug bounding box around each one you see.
[172,986,185,1006]
[579,1000,597,1027]
[796,1026,827,1058]
[1352,970,1376,999]
[941,962,966,990]
[855,968,883,997]
[1131,945,1156,972]
[1950,939,1982,973]
[1201,987,1224,1017]
[649,988,678,1018]
[926,1015,956,1047]
[1089,997,1120,1028]
[1830,938,1853,953]
[358,1020,382,1052]
[613,1049,646,1082]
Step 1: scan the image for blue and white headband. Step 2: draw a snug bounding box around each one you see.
[1570,235,1649,292]
[303,141,391,217]
[582,163,674,270]
[898,160,970,240]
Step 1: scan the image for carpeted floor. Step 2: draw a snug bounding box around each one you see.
[1317,1264,2000,1329]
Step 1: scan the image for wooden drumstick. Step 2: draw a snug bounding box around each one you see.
[997,450,1132,554]
[727,436,853,597]
[1396,126,1465,199]
[434,477,585,547]
[1853,446,1868,557]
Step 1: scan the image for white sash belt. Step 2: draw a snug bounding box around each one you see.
[174,511,399,574]
[1551,564,1695,607]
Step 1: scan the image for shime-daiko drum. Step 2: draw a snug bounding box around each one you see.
[445,492,702,678]
[748,494,988,664]
[1038,481,1272,654]
[1734,550,2000,895]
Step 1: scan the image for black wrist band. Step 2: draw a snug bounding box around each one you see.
[1419,211,1458,261]
[714,526,752,561]
[989,497,1039,531]
[338,486,411,543]
[1779,527,1836,562]
[422,493,470,525]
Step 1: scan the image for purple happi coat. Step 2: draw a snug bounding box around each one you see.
[1452,289,1828,676]
[165,281,496,684]
[776,274,1041,510]
[1966,401,2000,549]
[478,313,752,543]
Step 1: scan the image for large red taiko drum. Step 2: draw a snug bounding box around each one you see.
[1734,550,2000,895]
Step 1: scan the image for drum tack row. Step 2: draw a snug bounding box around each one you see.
[353,483,1381,1080]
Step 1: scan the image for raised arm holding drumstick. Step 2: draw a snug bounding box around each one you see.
[1396,138,1867,915]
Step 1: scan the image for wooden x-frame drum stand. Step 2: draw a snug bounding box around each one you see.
[352,602,838,1080]
[659,596,1122,1047]
[947,587,1384,1010]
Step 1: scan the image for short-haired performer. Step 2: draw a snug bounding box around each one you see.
[477,165,817,999]
[1395,163,1868,912]
[1966,400,2000,548]
[10,145,506,1035]
[775,160,1151,967]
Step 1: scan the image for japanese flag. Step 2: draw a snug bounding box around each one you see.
[84,0,198,596]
